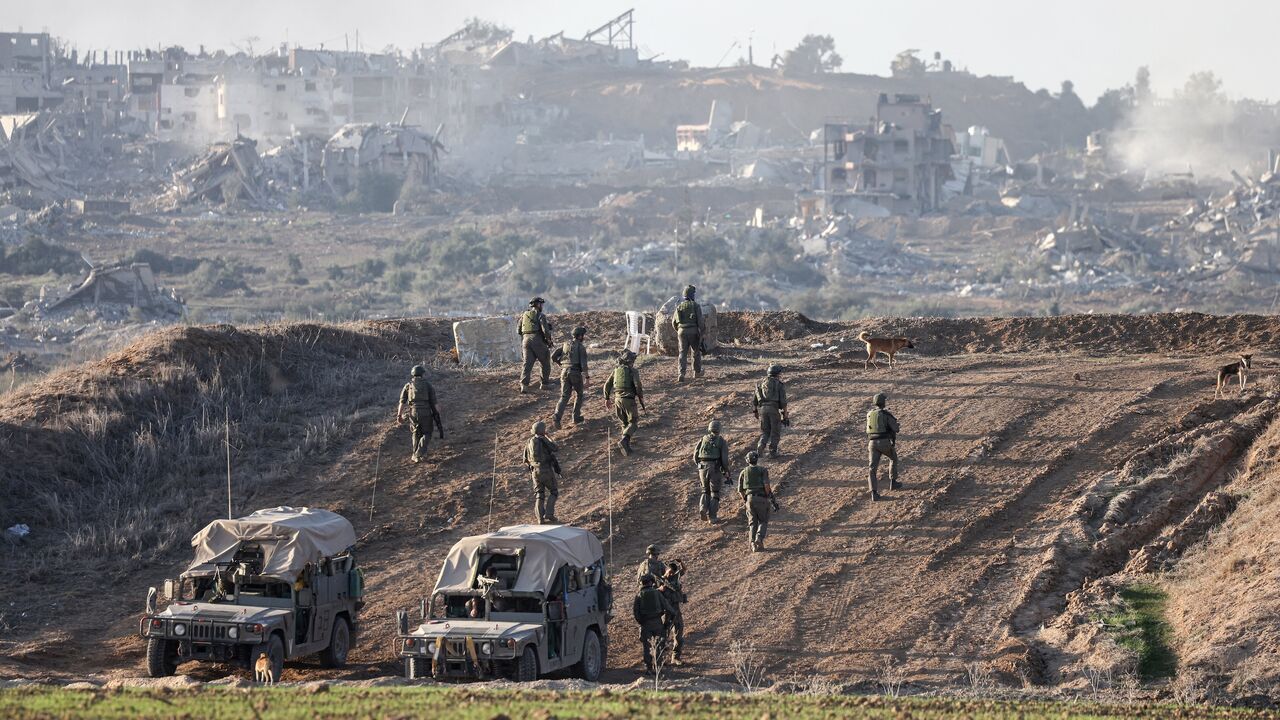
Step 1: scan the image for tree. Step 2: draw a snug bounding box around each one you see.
[1058,80,1086,113]
[1181,71,1225,105]
[1091,86,1135,130]
[782,35,842,76]
[1134,66,1152,103]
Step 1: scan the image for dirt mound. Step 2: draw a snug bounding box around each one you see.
[717,311,833,343]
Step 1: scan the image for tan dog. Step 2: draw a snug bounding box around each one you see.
[1216,354,1252,397]
[858,331,914,369]
[254,652,276,684]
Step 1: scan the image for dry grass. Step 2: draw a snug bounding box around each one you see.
[728,640,767,692]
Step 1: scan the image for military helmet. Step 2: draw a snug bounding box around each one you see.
[767,363,783,376]
[746,450,759,464]
[532,420,547,434]
[646,544,659,556]
[683,284,696,300]
[707,419,721,433]
[411,364,425,377]
[529,296,546,306]
[640,574,656,586]
[873,393,887,407]
[618,349,636,364]
[573,325,587,339]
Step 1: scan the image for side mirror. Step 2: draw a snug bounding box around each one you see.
[396,609,409,635]
[162,579,175,601]
[418,598,427,620]
[145,586,158,615]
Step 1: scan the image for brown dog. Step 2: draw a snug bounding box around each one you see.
[858,331,914,369]
[1216,354,1252,397]
[254,652,276,684]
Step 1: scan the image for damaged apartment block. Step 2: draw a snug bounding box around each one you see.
[819,93,955,215]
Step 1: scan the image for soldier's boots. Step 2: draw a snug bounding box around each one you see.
[573,415,585,425]
[699,509,708,521]
[553,416,563,430]
[518,383,528,395]
[676,373,686,383]
[644,661,655,675]
[768,449,779,459]
[890,480,903,490]
[411,455,421,464]
[619,436,633,456]
[671,656,684,667]
[695,369,704,379]
[871,490,882,501]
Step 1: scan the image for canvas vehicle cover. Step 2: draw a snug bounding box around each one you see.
[434,525,603,595]
[186,507,356,580]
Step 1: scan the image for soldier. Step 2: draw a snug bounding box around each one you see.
[671,284,706,382]
[658,562,687,666]
[553,326,590,429]
[603,350,645,456]
[752,364,789,458]
[635,544,666,583]
[396,364,442,464]
[866,392,902,501]
[737,451,778,553]
[632,574,675,675]
[522,421,562,524]
[517,297,554,393]
[692,419,730,523]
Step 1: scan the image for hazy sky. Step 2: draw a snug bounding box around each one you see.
[8,0,1276,102]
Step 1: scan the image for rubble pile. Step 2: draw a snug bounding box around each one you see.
[1157,169,1280,275]
[160,136,266,208]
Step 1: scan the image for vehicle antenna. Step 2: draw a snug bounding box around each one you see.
[224,404,232,519]
[369,442,381,522]
[488,430,499,531]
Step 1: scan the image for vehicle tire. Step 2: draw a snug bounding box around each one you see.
[319,616,351,668]
[252,634,286,682]
[576,629,603,682]
[513,645,539,682]
[145,638,177,678]
[406,657,429,679]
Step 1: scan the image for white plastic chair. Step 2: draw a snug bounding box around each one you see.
[625,311,652,355]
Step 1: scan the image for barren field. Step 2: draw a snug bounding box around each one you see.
[2,311,1279,703]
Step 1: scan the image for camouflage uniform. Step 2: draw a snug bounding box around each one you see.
[517,298,554,392]
[737,454,774,552]
[658,569,687,663]
[603,352,644,455]
[633,577,675,674]
[866,393,901,501]
[671,285,706,381]
[693,421,730,522]
[554,328,590,428]
[522,422,561,524]
[635,546,665,583]
[753,367,788,457]
[397,369,439,463]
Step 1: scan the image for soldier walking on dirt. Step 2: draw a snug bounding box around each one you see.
[396,364,442,464]
[658,562,687,666]
[752,364,789,458]
[517,297,554,393]
[522,421,562,524]
[737,451,779,553]
[636,544,666,583]
[553,326,590,429]
[866,393,901,501]
[604,350,645,456]
[671,284,706,382]
[693,419,730,523]
[633,574,675,675]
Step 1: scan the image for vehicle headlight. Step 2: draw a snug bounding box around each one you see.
[426,640,436,654]
[173,623,186,636]
[227,626,239,640]
[480,642,493,655]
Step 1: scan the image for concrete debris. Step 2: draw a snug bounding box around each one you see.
[37,263,184,318]
[453,316,521,366]
[322,123,444,195]
[163,136,265,208]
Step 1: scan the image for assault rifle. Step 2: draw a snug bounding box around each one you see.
[431,406,445,439]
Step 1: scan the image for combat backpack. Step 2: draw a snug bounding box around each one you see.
[741,465,767,492]
[519,309,540,335]
[867,408,890,436]
[755,377,781,405]
[696,434,721,461]
[637,587,663,617]
[675,300,699,328]
[406,377,430,406]
[612,365,636,394]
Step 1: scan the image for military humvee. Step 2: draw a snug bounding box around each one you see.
[139,507,365,681]
[397,525,612,682]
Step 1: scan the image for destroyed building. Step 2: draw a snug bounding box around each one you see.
[321,122,443,194]
[40,262,184,318]
[818,93,955,215]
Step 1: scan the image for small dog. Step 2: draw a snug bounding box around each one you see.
[1216,354,1252,397]
[254,652,276,684]
[858,331,915,369]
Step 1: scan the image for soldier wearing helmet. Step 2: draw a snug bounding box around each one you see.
[752,364,789,458]
[603,350,645,456]
[553,325,590,429]
[671,284,707,382]
[517,297,555,394]
[866,392,901,501]
[635,544,666,583]
[522,420,562,524]
[396,364,441,464]
[737,450,777,553]
[692,418,730,523]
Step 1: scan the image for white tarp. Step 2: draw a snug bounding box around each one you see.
[187,507,355,581]
[433,525,603,595]
[453,316,521,366]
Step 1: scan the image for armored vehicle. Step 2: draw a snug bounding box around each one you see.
[397,525,612,682]
[139,507,365,680]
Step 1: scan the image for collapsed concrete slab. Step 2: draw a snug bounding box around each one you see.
[653,296,717,356]
[453,316,520,366]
